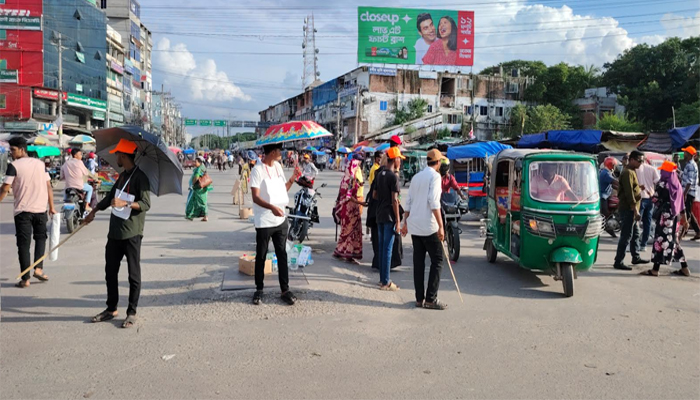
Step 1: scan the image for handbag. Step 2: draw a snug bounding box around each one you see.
[196,173,212,189]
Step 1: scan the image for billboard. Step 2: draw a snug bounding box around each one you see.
[357,7,474,67]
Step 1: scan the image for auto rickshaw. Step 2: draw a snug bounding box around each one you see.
[400,150,427,185]
[482,149,602,297]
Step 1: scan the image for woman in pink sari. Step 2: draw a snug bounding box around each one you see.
[333,157,366,262]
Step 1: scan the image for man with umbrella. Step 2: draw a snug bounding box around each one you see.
[84,138,151,328]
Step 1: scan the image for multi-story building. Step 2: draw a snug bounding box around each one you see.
[574,87,625,128]
[152,90,183,146]
[106,24,125,127]
[259,66,532,145]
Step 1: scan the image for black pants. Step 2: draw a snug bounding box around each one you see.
[412,233,444,303]
[255,220,289,292]
[105,236,142,315]
[615,210,640,265]
[14,212,48,281]
[370,225,402,269]
[686,195,700,234]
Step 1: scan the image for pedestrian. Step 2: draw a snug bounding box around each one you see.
[61,148,95,212]
[84,139,151,328]
[186,156,211,222]
[599,157,619,237]
[237,153,244,176]
[333,154,365,263]
[249,143,301,305]
[637,159,660,251]
[640,161,691,277]
[402,149,447,309]
[613,150,650,270]
[680,146,700,240]
[373,146,405,291]
[368,151,382,186]
[0,137,56,288]
[86,152,98,174]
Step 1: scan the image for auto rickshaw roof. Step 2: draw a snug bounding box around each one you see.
[494,148,594,162]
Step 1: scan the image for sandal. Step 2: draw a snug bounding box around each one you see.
[252,290,263,305]
[33,271,49,281]
[14,280,30,288]
[281,291,297,305]
[91,310,117,323]
[121,315,137,328]
[672,269,691,277]
[423,299,448,310]
[379,282,399,291]
[639,270,658,277]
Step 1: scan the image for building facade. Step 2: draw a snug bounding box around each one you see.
[106,24,125,127]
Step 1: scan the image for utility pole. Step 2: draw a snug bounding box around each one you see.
[335,90,342,150]
[52,33,65,163]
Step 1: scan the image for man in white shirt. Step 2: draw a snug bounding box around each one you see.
[401,149,447,310]
[636,160,660,251]
[249,143,301,306]
[414,13,436,65]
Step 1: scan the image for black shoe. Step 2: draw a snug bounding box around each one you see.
[614,263,632,271]
[631,258,650,265]
[252,290,263,305]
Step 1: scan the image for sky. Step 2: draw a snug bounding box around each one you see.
[137,0,700,137]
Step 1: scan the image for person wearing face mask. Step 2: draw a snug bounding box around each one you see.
[439,158,466,200]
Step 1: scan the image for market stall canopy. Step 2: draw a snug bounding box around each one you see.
[547,130,601,152]
[668,124,699,149]
[600,130,646,153]
[638,132,674,154]
[517,133,546,148]
[447,141,513,161]
[256,121,333,147]
[27,145,61,158]
[183,148,196,155]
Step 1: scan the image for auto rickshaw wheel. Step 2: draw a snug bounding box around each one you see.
[561,262,575,297]
[485,238,497,263]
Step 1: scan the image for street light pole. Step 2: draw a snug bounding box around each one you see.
[54,33,65,164]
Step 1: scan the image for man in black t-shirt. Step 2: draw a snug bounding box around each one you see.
[373,146,405,291]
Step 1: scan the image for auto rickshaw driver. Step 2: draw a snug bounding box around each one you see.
[531,163,579,202]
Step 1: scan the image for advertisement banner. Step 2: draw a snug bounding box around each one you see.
[33,88,66,100]
[110,60,124,75]
[357,7,474,67]
[0,10,42,31]
[0,69,18,83]
[185,119,197,126]
[67,93,107,112]
[369,66,397,76]
[92,110,106,121]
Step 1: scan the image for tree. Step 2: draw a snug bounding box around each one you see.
[387,98,428,126]
[668,100,700,128]
[505,104,571,138]
[595,113,644,132]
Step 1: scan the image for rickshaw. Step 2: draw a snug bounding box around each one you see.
[482,149,602,297]
[400,150,427,186]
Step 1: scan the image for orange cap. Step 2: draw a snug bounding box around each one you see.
[386,146,406,160]
[658,160,677,172]
[427,149,447,162]
[109,138,138,155]
[303,154,310,159]
[682,146,697,156]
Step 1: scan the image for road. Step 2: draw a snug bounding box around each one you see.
[1,168,699,399]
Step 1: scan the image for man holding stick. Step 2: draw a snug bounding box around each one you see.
[0,137,57,288]
[83,139,151,328]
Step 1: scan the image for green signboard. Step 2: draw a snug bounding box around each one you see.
[357,7,474,67]
[185,119,197,126]
[92,110,106,121]
[198,120,212,127]
[0,13,42,31]
[66,93,107,111]
[213,120,227,127]
[0,69,17,83]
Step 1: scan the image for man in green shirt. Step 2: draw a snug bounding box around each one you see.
[84,139,151,328]
[614,150,649,270]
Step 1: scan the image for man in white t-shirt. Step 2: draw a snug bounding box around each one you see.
[636,161,660,251]
[414,13,436,65]
[249,143,301,306]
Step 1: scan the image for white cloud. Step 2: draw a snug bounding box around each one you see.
[155,37,251,102]
[660,11,700,38]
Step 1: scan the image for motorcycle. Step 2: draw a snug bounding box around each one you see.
[603,195,622,237]
[62,179,98,233]
[442,191,469,261]
[287,180,326,243]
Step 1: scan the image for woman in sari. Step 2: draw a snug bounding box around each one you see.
[333,156,366,262]
[186,156,212,221]
[641,161,690,277]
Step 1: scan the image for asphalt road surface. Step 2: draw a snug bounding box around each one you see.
[1,168,699,399]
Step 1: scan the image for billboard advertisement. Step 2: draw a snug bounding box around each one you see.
[357,7,474,67]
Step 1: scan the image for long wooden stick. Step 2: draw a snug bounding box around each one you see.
[16,224,85,280]
[441,242,464,303]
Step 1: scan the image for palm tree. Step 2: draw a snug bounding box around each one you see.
[583,64,601,87]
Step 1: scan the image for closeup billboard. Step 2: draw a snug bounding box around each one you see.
[358,7,474,67]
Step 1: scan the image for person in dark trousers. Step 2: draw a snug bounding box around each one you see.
[613,150,650,270]
[373,146,405,291]
[402,149,447,309]
[0,136,57,288]
[249,143,301,305]
[84,139,151,328]
[680,146,700,240]
[367,159,402,271]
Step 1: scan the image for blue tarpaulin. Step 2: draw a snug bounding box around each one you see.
[183,148,196,155]
[518,133,546,148]
[311,79,338,107]
[547,130,601,152]
[446,141,513,160]
[668,125,699,149]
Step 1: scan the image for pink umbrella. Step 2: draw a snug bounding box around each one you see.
[169,146,182,154]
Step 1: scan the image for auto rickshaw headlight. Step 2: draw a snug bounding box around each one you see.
[538,221,555,234]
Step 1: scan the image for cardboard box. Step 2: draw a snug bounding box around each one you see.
[238,255,271,276]
[240,207,253,219]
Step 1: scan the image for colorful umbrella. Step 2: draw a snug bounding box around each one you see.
[354,146,375,153]
[304,145,318,152]
[375,143,390,152]
[337,147,352,154]
[183,148,196,155]
[169,146,182,154]
[352,140,370,149]
[69,134,96,145]
[30,136,50,146]
[256,121,333,147]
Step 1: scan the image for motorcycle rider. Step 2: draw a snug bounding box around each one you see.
[61,148,97,212]
[439,159,467,200]
[600,157,619,237]
[297,153,318,188]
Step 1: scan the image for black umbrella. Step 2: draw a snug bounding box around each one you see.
[94,125,184,196]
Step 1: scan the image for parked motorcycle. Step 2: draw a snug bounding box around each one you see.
[287,182,326,243]
[603,195,621,237]
[441,191,469,261]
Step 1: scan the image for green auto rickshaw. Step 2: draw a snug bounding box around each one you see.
[482,149,602,297]
[401,150,427,186]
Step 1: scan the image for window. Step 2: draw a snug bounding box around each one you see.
[447,114,460,124]
[75,51,85,63]
[496,107,504,117]
[76,42,84,52]
[0,94,6,109]
[100,0,107,9]
[427,105,433,113]
[480,106,488,116]
[529,161,599,204]
[94,51,103,60]
[74,10,83,20]
[0,59,6,69]
[506,82,519,94]
[465,105,472,115]
[379,100,388,111]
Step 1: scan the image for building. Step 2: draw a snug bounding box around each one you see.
[152,89,184,146]
[259,66,532,145]
[106,24,125,127]
[574,87,625,128]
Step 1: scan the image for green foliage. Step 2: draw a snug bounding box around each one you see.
[668,101,700,128]
[388,98,428,126]
[436,127,451,139]
[595,113,644,132]
[190,132,257,149]
[505,104,571,138]
[478,60,547,77]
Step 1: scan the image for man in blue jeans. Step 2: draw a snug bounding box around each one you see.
[636,161,659,252]
[614,150,650,270]
[373,146,404,291]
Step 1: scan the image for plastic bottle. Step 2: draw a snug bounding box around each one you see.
[272,255,278,272]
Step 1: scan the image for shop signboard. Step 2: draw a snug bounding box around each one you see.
[124,58,134,75]
[357,7,474,66]
[5,120,39,131]
[92,110,106,121]
[33,88,66,100]
[109,112,124,123]
[213,120,226,127]
[0,69,18,83]
[67,93,107,112]
[110,60,124,75]
[185,119,197,126]
[198,120,212,127]
[369,66,397,76]
[0,9,42,31]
